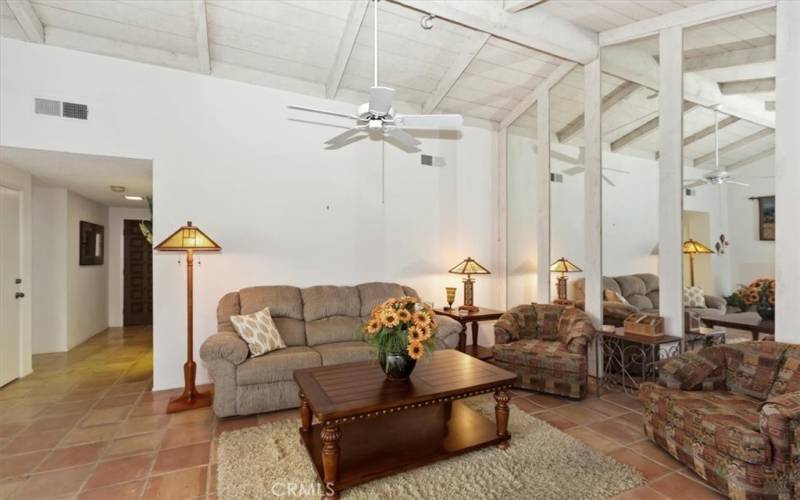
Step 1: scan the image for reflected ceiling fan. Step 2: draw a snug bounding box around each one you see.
[533,146,629,187]
[287,0,463,152]
[685,108,750,189]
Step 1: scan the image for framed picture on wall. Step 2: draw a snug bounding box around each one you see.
[756,196,775,241]
[80,220,105,265]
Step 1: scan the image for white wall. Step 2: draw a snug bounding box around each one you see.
[31,185,68,353]
[66,191,109,348]
[108,207,151,327]
[0,39,499,389]
[0,161,33,377]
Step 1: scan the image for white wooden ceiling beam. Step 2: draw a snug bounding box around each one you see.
[719,77,775,95]
[599,0,776,47]
[192,0,210,74]
[684,45,775,73]
[726,148,774,171]
[326,0,370,100]
[504,0,547,13]
[556,80,638,143]
[499,61,577,129]
[388,0,597,64]
[766,100,775,111]
[6,0,44,43]
[656,115,739,159]
[694,128,774,166]
[423,32,490,114]
[611,102,696,152]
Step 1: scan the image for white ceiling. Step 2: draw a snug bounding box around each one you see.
[0,146,153,207]
[0,0,777,172]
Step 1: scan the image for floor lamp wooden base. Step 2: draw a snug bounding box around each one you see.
[166,361,212,414]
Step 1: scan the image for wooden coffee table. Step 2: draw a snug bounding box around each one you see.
[701,312,774,341]
[293,350,516,499]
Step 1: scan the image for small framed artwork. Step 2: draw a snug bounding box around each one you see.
[79,221,105,265]
[756,196,775,241]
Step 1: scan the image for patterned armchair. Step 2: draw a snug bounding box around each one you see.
[492,304,595,399]
[640,341,800,499]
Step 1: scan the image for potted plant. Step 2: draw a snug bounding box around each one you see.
[362,296,438,380]
[728,278,775,320]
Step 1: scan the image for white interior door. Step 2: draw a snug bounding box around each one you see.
[0,185,21,387]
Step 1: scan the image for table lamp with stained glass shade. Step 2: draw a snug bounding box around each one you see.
[550,257,582,303]
[448,257,490,312]
[682,238,713,287]
[154,221,221,413]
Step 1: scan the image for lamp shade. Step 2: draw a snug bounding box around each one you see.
[682,238,713,255]
[154,221,221,251]
[448,257,490,275]
[550,257,582,274]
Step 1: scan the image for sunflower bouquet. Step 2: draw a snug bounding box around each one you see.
[362,296,438,361]
[726,278,775,314]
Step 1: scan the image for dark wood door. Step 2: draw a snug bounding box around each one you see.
[124,219,153,326]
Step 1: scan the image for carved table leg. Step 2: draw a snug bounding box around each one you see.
[321,421,341,499]
[299,391,312,433]
[458,324,467,352]
[471,321,479,348]
[494,388,510,449]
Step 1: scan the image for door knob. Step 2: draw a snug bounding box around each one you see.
[15,292,25,299]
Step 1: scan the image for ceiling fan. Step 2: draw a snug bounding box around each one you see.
[685,108,749,189]
[287,0,463,152]
[533,146,629,187]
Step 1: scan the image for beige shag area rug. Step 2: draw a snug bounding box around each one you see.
[217,397,645,500]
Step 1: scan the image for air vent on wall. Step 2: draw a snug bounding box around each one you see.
[34,98,89,120]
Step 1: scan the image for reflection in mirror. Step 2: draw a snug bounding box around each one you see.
[597,35,661,328]
[682,8,776,339]
[549,66,584,306]
[506,103,538,306]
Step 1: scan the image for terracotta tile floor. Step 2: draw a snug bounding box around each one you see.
[0,326,726,500]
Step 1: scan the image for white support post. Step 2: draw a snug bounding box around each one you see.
[584,59,603,330]
[658,27,685,339]
[775,1,800,342]
[536,94,550,304]
[498,126,508,309]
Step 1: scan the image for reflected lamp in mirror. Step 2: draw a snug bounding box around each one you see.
[448,257,490,312]
[550,257,582,303]
[682,238,713,287]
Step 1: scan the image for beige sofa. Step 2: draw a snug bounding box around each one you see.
[573,273,726,326]
[199,282,461,417]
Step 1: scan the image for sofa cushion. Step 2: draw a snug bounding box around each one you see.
[768,346,800,398]
[312,341,376,366]
[305,316,362,347]
[236,346,320,385]
[238,286,305,346]
[301,286,360,322]
[725,341,788,400]
[271,318,306,347]
[534,304,563,340]
[493,338,585,374]
[217,291,240,332]
[658,350,725,390]
[616,275,655,310]
[357,282,407,317]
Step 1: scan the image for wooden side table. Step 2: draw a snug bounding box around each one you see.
[434,307,504,361]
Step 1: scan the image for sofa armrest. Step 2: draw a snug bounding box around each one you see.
[656,347,726,390]
[434,315,462,346]
[200,331,249,366]
[703,294,727,313]
[558,308,595,354]
[760,391,800,465]
[493,311,518,345]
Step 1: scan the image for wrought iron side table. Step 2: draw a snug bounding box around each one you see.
[595,329,682,396]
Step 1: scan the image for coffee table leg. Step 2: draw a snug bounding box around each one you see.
[321,421,341,499]
[494,389,510,449]
[299,391,312,433]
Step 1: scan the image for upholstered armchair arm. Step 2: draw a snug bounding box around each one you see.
[557,308,595,354]
[434,315,462,349]
[493,311,518,345]
[200,330,249,366]
[703,294,727,313]
[656,347,726,390]
[760,391,800,465]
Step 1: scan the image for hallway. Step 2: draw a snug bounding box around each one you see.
[0,326,231,500]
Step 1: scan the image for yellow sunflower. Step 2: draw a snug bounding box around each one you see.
[413,310,432,327]
[408,326,424,342]
[397,309,412,323]
[380,308,400,328]
[416,324,432,340]
[365,318,381,335]
[407,340,425,360]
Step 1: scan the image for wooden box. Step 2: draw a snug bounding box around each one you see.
[624,313,665,336]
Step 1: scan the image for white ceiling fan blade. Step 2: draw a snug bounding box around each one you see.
[324,127,367,147]
[602,174,616,187]
[725,180,750,187]
[394,114,463,129]
[551,150,581,165]
[288,105,358,120]
[603,167,630,174]
[384,127,421,149]
[562,166,585,176]
[369,86,395,116]
[684,180,707,189]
